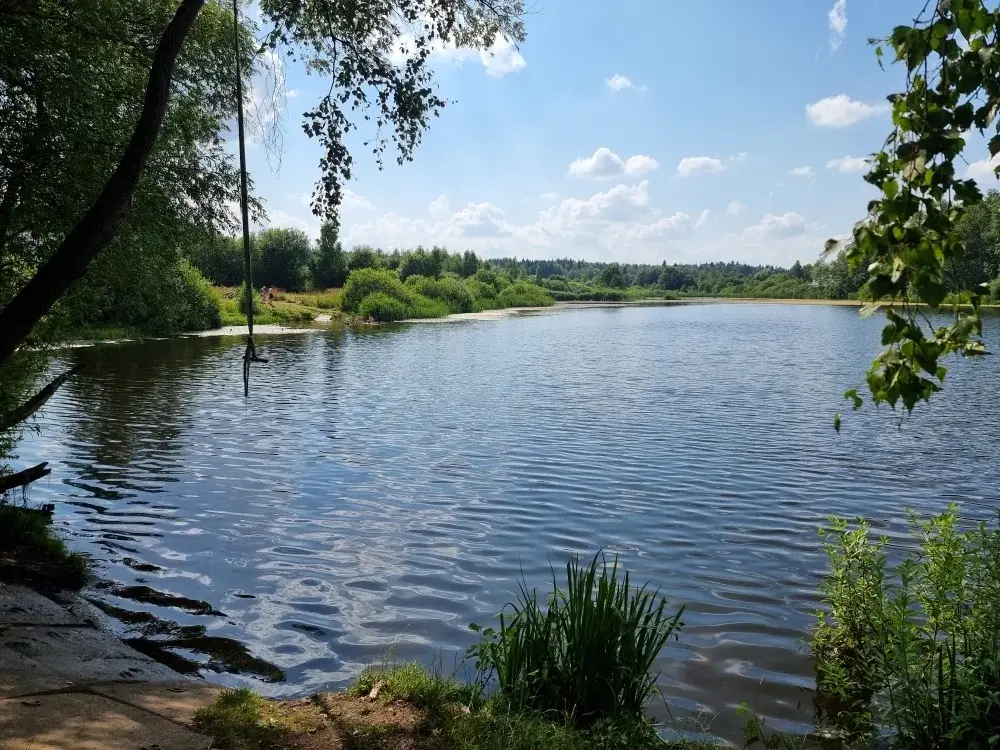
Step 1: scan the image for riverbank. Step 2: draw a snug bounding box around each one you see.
[0,581,715,750]
[0,582,220,749]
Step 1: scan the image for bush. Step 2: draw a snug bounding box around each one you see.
[406,274,475,313]
[469,553,684,728]
[236,287,261,316]
[175,260,222,330]
[187,234,246,286]
[357,292,410,322]
[497,281,555,308]
[813,505,1000,747]
[341,268,408,311]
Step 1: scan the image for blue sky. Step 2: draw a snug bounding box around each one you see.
[236,1,998,267]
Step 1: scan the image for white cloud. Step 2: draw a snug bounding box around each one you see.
[390,33,525,77]
[789,166,815,177]
[539,181,652,232]
[606,74,633,91]
[286,88,300,99]
[567,148,659,179]
[268,209,320,238]
[429,194,452,220]
[967,155,1000,182]
[695,209,712,229]
[726,200,746,216]
[807,95,886,127]
[730,152,748,162]
[826,155,870,173]
[450,202,510,237]
[744,212,807,238]
[626,212,692,240]
[343,188,374,210]
[678,156,726,177]
[829,0,847,50]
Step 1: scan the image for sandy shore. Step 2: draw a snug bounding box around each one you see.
[186,323,319,337]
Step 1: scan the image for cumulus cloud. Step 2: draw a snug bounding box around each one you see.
[450,202,510,237]
[626,212,692,240]
[730,152,748,162]
[539,181,652,232]
[286,88,300,99]
[677,156,726,177]
[789,166,815,178]
[269,209,320,238]
[390,33,525,77]
[807,95,886,127]
[967,155,1000,182]
[829,0,847,50]
[429,194,452,220]
[744,212,807,238]
[567,148,660,179]
[726,200,746,216]
[695,209,712,229]
[826,155,870,173]
[606,74,633,91]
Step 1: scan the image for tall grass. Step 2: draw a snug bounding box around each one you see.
[469,553,683,728]
[813,505,1000,748]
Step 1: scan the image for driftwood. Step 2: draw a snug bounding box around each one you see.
[0,462,50,494]
[0,364,83,433]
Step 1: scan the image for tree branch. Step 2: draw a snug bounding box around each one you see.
[0,463,50,494]
[0,0,207,366]
[0,365,84,433]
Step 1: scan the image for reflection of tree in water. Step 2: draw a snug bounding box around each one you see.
[61,336,236,491]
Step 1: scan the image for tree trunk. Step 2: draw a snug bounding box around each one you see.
[0,0,207,367]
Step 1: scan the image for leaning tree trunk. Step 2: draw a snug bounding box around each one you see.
[0,0,207,368]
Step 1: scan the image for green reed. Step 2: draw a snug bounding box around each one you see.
[469,552,684,728]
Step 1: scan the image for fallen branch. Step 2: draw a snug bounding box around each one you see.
[0,364,83,432]
[0,462,50,494]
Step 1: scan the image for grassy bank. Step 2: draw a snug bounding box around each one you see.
[0,502,87,589]
[215,287,341,327]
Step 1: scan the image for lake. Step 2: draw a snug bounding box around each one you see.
[18,303,1000,741]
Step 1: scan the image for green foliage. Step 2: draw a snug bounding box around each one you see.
[237,288,262,317]
[838,3,1000,413]
[312,221,347,289]
[406,274,475,313]
[399,247,445,280]
[599,263,627,289]
[187,235,246,287]
[497,281,555,308]
[0,503,88,589]
[255,228,312,291]
[348,663,477,708]
[468,553,684,728]
[813,505,1000,748]
[342,268,409,312]
[358,292,412,322]
[348,245,381,273]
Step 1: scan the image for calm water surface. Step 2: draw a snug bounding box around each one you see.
[18,303,1000,740]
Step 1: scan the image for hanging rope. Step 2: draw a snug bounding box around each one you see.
[233,0,266,396]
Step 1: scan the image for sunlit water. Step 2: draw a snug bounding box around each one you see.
[17,303,1000,740]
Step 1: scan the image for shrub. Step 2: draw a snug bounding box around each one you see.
[358,292,410,322]
[174,260,222,330]
[469,553,684,728]
[813,505,1000,747]
[236,287,261,316]
[406,274,474,313]
[497,281,555,308]
[341,268,408,311]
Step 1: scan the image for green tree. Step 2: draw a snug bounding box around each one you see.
[600,263,626,289]
[312,222,347,288]
[348,245,380,273]
[461,250,481,277]
[255,228,312,291]
[0,0,526,366]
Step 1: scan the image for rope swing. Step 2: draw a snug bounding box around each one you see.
[232,0,266,396]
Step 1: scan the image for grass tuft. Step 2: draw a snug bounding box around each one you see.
[0,502,87,589]
[194,687,323,750]
[469,552,684,728]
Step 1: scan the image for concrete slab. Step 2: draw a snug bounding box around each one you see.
[0,626,182,685]
[0,692,212,750]
[0,644,72,697]
[91,681,222,726]
[0,585,85,627]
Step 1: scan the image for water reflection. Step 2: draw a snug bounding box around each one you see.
[17,305,1000,742]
